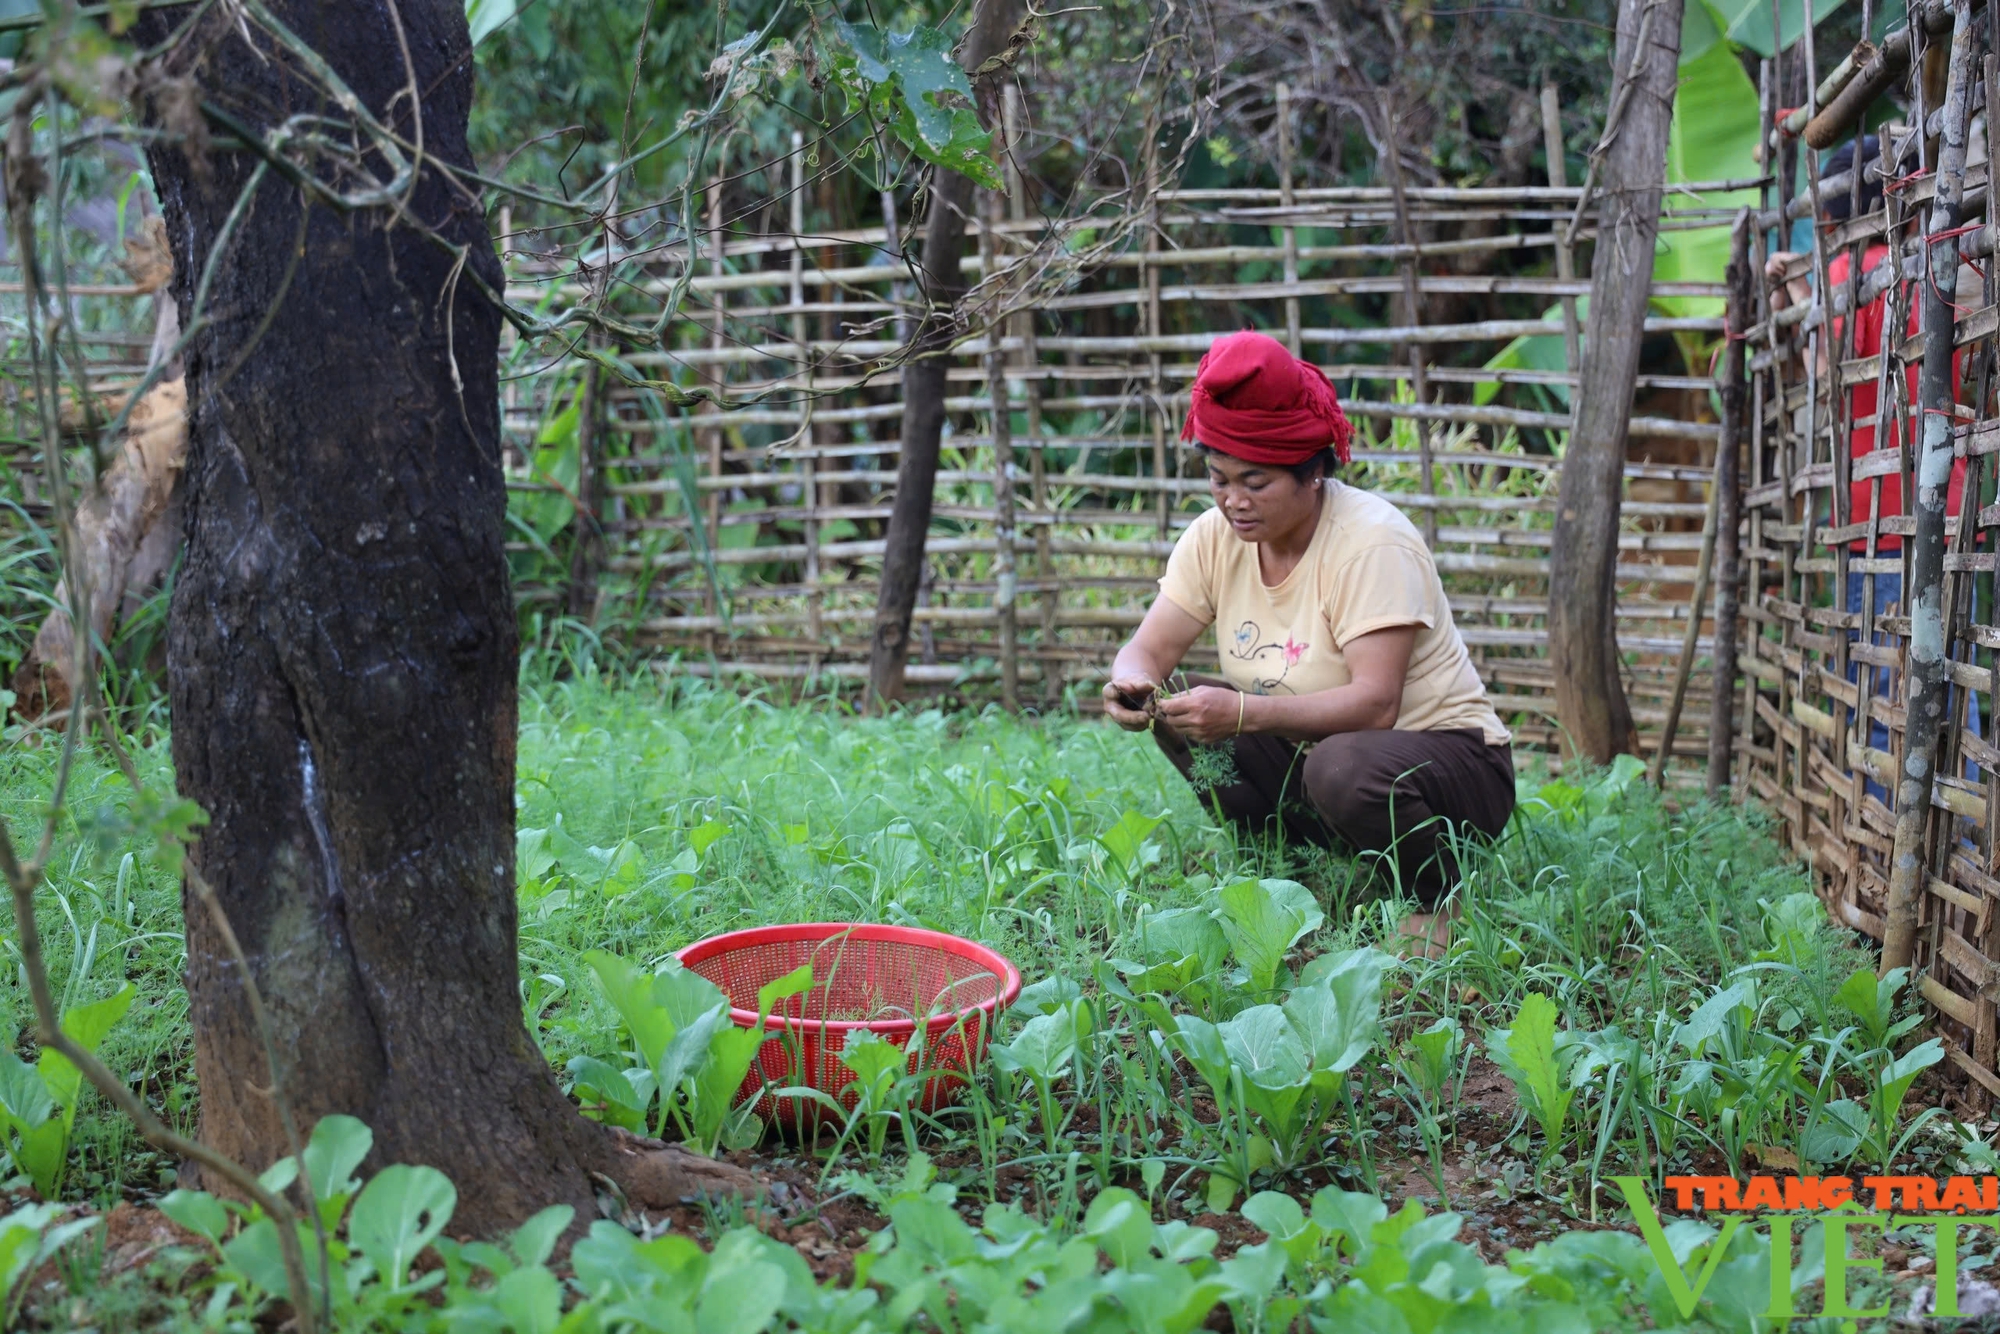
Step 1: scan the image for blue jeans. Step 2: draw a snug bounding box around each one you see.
[1846,570,1982,801]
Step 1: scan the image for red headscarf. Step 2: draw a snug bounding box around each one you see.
[1179,330,1354,467]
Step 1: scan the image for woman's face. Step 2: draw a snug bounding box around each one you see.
[1203,450,1321,543]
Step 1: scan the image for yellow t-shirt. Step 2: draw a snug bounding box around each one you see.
[1156,481,1510,744]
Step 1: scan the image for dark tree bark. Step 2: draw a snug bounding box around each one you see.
[1705,214,1751,795]
[139,0,747,1235]
[867,0,1018,709]
[1549,0,1681,763]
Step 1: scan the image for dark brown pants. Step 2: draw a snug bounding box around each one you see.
[1157,719,1516,904]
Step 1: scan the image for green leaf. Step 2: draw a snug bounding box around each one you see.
[0,1203,86,1298]
[838,1028,909,1091]
[1217,1005,1309,1091]
[1286,948,1388,1074]
[1311,1187,1389,1258]
[689,818,731,859]
[689,1023,766,1154]
[1880,1038,1945,1118]
[257,1155,298,1196]
[348,1164,458,1290]
[585,950,676,1072]
[1477,303,1577,408]
[828,19,1002,190]
[9,1119,64,1199]
[516,827,558,882]
[1489,993,1574,1152]
[1173,1014,1235,1101]
[222,1218,313,1301]
[1123,907,1230,977]
[658,1005,730,1103]
[1097,809,1163,876]
[654,962,730,1032]
[300,1114,372,1205]
[567,1055,649,1131]
[755,964,814,1022]
[1084,1187,1154,1267]
[39,983,137,1119]
[509,1204,575,1270]
[1241,1190,1308,1241]
[1679,0,1726,64]
[465,0,518,47]
[1800,1098,1869,1163]
[990,1004,1083,1081]
[834,21,971,150]
[1408,1017,1462,1096]
[1654,40,1764,320]
[1671,981,1756,1057]
[1706,0,1850,57]
[491,1264,563,1334]
[0,1051,54,1129]
[1835,967,1905,1047]
[159,1189,229,1248]
[1216,879,1323,991]
[1014,975,1083,1015]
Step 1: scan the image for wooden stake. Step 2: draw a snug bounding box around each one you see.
[1380,99,1437,546]
[704,179,726,658]
[1277,83,1302,355]
[1651,439,1724,787]
[1145,135,1169,540]
[982,187,1019,709]
[1540,86,1584,378]
[1005,84,1055,693]
[792,133,821,665]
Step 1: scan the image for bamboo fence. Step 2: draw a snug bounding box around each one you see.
[495,97,1751,772]
[1735,0,2000,1103]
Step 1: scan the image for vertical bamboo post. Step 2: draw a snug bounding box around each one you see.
[1540,86,1584,381]
[1651,450,1723,787]
[566,358,603,621]
[1145,136,1168,540]
[1277,82,1301,356]
[499,205,516,456]
[791,133,821,665]
[881,172,909,346]
[1978,51,2000,1096]
[981,187,1019,709]
[1707,213,1752,794]
[1884,0,1977,974]
[1380,105,1437,546]
[1005,84,1052,692]
[703,179,726,657]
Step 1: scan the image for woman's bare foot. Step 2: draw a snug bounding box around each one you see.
[1396,900,1459,959]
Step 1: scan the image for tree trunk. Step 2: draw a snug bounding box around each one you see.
[866,0,1018,709]
[140,0,748,1236]
[1706,213,1751,795]
[1549,0,1681,763]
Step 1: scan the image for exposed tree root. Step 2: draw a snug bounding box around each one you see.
[591,1125,768,1210]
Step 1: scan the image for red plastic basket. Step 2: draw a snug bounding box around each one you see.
[675,923,1021,1124]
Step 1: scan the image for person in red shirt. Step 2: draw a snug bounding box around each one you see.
[1766,136,1967,549]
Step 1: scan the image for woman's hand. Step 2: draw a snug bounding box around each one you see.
[1156,686,1242,744]
[1103,673,1158,731]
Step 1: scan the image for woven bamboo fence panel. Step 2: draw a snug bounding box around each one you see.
[500,125,1750,768]
[1735,7,2000,1099]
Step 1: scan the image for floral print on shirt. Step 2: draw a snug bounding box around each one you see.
[1227,620,1305,694]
